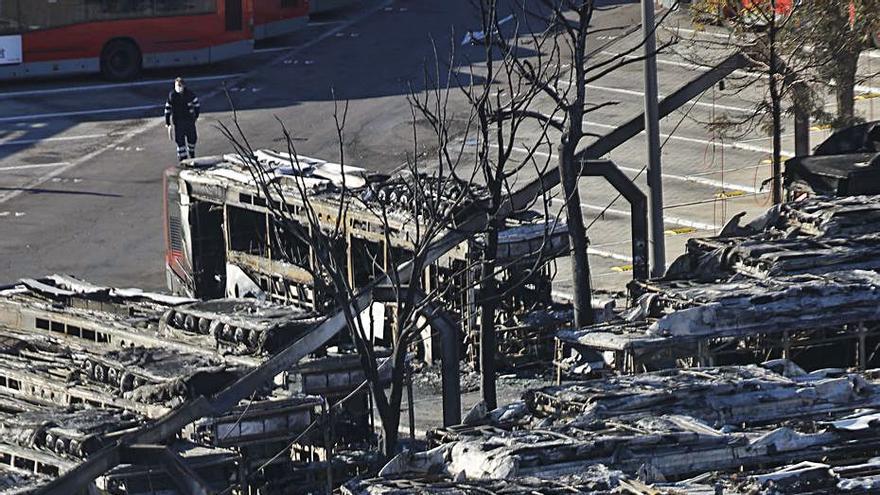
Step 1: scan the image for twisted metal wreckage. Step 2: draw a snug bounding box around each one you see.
[350,136,880,492]
[0,143,576,493]
[0,274,395,494]
[362,194,880,495]
[5,52,834,493]
[366,363,880,494]
[556,194,880,375]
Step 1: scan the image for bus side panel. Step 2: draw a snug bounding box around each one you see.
[253,0,308,40]
[164,167,194,296]
[0,1,253,78]
[21,14,241,62]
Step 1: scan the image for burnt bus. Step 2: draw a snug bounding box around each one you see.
[164,150,569,339]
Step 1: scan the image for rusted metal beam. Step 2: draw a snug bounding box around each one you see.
[507,52,751,222]
[123,444,213,495]
[373,286,462,426]
[579,160,649,280]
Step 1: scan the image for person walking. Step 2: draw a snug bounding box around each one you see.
[164,77,200,161]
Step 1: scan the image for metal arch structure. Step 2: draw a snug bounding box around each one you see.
[578,160,649,281]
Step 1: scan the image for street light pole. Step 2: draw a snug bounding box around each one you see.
[642,0,666,278]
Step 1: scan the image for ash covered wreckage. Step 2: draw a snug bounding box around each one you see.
[11,118,880,495]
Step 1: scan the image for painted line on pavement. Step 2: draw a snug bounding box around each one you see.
[0,162,69,171]
[672,26,880,60]
[581,118,794,162]
[498,144,761,194]
[307,20,344,26]
[254,46,302,53]
[0,133,108,147]
[584,83,753,114]
[551,197,720,231]
[602,49,880,95]
[600,50,756,78]
[0,105,159,123]
[0,0,396,206]
[588,247,633,262]
[669,26,732,40]
[0,74,243,99]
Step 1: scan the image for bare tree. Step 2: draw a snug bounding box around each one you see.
[686,0,831,202]
[415,0,562,409]
[218,93,479,457]
[801,0,880,129]
[476,1,676,327]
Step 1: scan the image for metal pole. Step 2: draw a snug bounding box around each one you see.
[642,0,666,278]
[406,361,416,439]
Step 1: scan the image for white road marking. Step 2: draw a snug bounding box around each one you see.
[584,83,753,113]
[0,162,69,171]
[588,247,633,262]
[501,144,761,193]
[601,49,758,78]
[580,119,793,164]
[0,105,159,123]
[669,26,734,40]
[551,198,720,231]
[0,0,397,206]
[255,46,300,53]
[0,74,243,99]
[603,49,880,95]
[0,133,108,147]
[671,26,880,60]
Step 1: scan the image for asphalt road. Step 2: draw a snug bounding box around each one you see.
[1,0,879,296]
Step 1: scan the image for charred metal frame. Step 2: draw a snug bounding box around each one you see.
[579,160,649,281]
[40,52,765,495]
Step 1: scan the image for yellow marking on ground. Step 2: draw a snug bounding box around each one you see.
[761,155,792,164]
[665,227,697,236]
[856,92,880,101]
[810,124,833,131]
[715,190,747,199]
[611,264,634,272]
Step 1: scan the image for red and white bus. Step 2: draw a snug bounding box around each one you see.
[0,0,254,81]
[253,0,309,40]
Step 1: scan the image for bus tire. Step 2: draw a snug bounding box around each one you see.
[101,39,142,81]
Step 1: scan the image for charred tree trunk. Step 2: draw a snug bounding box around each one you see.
[563,4,595,329]
[479,227,499,410]
[770,78,783,204]
[378,343,408,458]
[378,404,400,458]
[559,137,595,328]
[835,51,859,130]
[768,11,784,205]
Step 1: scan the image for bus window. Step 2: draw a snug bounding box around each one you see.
[19,0,87,31]
[154,0,216,16]
[0,0,21,35]
[228,206,269,256]
[225,0,243,31]
[86,0,154,20]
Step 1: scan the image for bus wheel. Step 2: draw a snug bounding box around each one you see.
[101,39,142,81]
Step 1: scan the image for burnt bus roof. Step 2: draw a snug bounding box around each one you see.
[785,121,880,196]
[176,151,491,229]
[785,152,880,196]
[173,150,568,261]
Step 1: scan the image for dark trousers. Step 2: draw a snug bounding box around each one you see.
[174,120,198,160]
